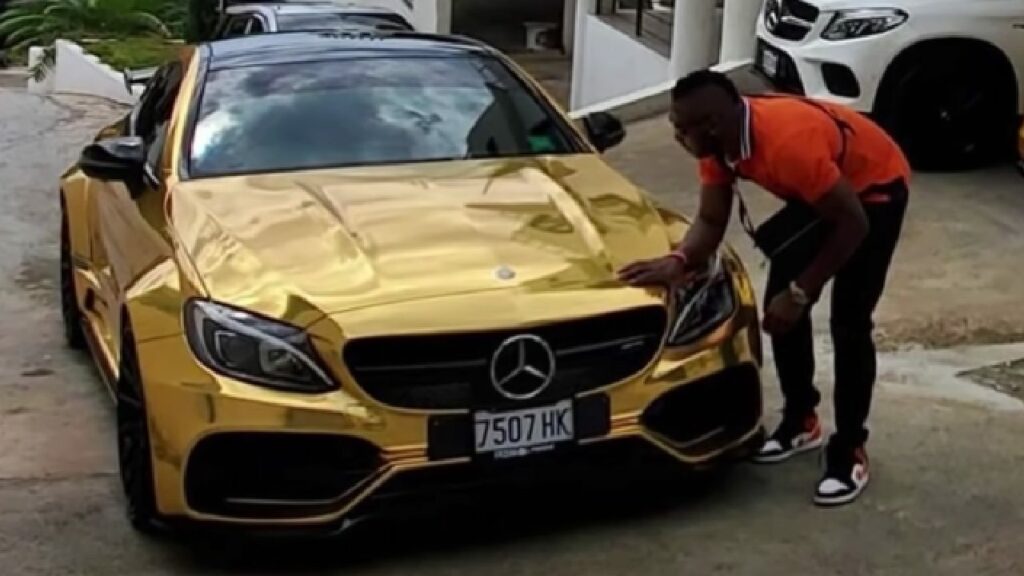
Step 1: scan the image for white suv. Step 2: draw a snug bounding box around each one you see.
[754,0,1024,170]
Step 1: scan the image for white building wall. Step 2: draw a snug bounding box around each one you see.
[570,14,669,110]
[570,0,757,115]
[35,39,139,104]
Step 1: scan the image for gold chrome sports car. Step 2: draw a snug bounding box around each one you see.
[60,31,764,534]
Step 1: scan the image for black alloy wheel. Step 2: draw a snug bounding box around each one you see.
[60,206,86,350]
[116,320,165,535]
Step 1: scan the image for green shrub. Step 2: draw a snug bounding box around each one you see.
[0,0,185,53]
[85,36,182,70]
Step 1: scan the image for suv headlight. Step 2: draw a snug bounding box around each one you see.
[666,253,737,347]
[184,300,336,393]
[821,8,907,41]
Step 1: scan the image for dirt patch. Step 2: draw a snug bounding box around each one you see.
[15,254,58,305]
[959,358,1024,401]
[876,317,1024,351]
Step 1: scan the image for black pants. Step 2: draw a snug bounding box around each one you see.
[765,179,908,448]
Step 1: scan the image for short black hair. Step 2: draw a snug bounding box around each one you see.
[671,69,741,103]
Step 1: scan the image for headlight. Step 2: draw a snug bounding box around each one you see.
[666,253,737,347]
[184,300,336,393]
[821,9,908,41]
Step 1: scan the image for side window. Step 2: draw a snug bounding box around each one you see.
[130,66,170,138]
[141,63,185,181]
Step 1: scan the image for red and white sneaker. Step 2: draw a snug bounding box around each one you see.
[814,441,870,507]
[751,412,824,464]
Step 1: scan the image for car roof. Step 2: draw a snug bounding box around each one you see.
[205,30,494,71]
[225,2,405,16]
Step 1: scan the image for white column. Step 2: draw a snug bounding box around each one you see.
[568,0,594,111]
[668,0,719,80]
[435,0,452,34]
[718,0,761,65]
[562,0,577,56]
[414,0,451,33]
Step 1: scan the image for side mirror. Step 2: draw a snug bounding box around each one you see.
[583,111,626,152]
[79,136,146,183]
[122,66,157,95]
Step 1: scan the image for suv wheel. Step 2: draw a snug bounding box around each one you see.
[880,48,1016,171]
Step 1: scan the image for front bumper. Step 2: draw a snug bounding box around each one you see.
[136,303,764,530]
[754,10,908,113]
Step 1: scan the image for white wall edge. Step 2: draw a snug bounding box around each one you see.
[44,39,138,105]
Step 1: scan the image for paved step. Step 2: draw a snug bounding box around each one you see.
[0,68,28,89]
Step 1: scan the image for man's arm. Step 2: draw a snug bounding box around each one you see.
[676,183,734,267]
[796,178,869,299]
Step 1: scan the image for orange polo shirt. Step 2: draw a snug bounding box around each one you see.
[699,95,911,203]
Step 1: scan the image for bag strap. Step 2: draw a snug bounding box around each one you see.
[717,95,855,242]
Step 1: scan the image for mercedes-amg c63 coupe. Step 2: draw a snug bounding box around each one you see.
[59,30,765,534]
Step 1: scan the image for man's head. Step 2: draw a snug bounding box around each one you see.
[669,69,744,159]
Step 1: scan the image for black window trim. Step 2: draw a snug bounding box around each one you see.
[177,49,590,182]
[143,61,185,186]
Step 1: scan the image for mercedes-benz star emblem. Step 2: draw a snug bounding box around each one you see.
[490,334,556,400]
[495,265,516,281]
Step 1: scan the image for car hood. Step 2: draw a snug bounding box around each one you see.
[170,155,681,326]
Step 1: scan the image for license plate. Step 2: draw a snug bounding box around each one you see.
[474,400,574,459]
[761,47,779,78]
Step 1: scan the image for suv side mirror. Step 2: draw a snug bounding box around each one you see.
[79,136,146,183]
[583,111,626,152]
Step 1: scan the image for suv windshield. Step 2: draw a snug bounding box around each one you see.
[189,55,579,178]
[276,13,413,31]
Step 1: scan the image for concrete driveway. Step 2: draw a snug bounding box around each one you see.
[1,88,1022,575]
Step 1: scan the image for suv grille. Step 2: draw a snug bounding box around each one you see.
[344,306,668,410]
[764,0,819,41]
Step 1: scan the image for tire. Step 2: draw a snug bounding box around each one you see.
[879,49,1017,171]
[59,207,86,350]
[116,320,166,536]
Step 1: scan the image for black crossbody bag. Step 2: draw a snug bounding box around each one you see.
[722,95,855,261]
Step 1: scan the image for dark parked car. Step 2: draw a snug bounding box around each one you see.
[124,1,415,91]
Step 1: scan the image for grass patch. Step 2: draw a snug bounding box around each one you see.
[84,36,183,71]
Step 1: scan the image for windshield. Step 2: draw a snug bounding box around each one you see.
[276,12,413,31]
[188,55,580,178]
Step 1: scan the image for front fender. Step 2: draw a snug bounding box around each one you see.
[60,170,92,263]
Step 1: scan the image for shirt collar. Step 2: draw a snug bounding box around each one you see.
[727,98,753,166]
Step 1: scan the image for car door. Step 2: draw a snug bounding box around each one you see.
[85,61,183,352]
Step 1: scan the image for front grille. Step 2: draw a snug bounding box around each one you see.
[345,306,668,410]
[764,0,818,42]
[353,437,680,520]
[786,0,820,22]
[185,433,381,519]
